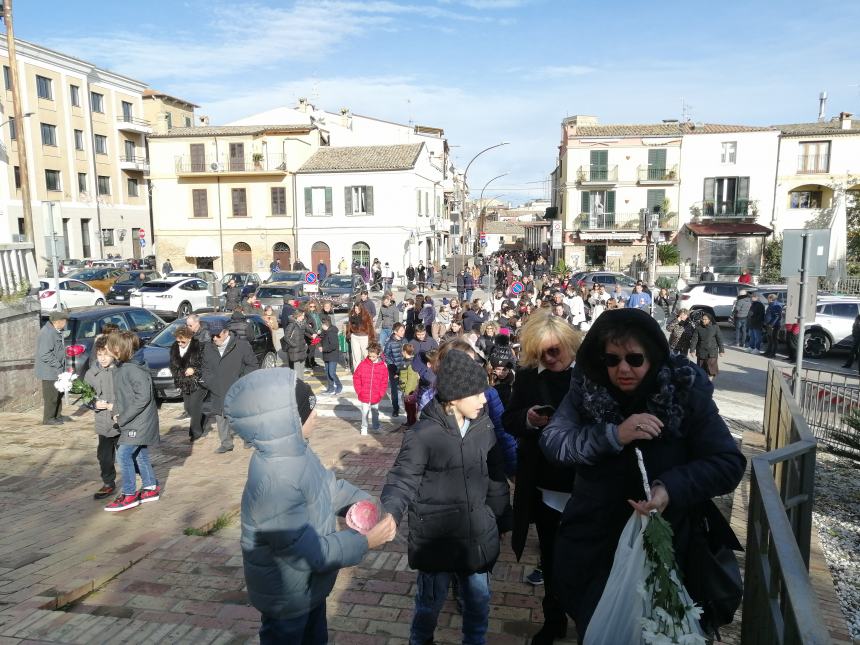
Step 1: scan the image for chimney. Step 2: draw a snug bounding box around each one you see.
[840,111,853,130]
[153,113,169,135]
[298,97,309,113]
[818,91,827,122]
[199,115,210,126]
[563,115,599,133]
[340,107,352,128]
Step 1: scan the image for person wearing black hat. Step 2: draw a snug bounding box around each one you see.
[381,349,512,645]
[539,308,746,641]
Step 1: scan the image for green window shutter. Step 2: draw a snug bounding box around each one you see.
[590,150,608,169]
[366,186,374,215]
[737,177,750,214]
[606,191,616,213]
[344,186,353,215]
[324,187,332,216]
[304,187,312,215]
[648,149,666,169]
[646,189,665,213]
[581,191,590,213]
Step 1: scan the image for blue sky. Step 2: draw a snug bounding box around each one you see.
[15,0,860,204]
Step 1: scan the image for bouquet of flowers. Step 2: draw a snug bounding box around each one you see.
[345,500,379,535]
[54,370,98,408]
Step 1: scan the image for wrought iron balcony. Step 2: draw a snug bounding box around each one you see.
[690,200,759,220]
[576,165,618,184]
[575,211,643,231]
[175,153,288,176]
[119,156,149,172]
[115,116,152,135]
[637,165,679,183]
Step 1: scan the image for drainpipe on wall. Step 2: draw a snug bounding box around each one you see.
[766,133,783,277]
[214,136,224,276]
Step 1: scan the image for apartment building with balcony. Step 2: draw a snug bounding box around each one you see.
[146,124,320,274]
[0,38,153,269]
[142,89,198,133]
[295,143,450,276]
[556,116,684,270]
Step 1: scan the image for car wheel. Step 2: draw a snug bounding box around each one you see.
[803,330,830,359]
[94,298,105,306]
[262,352,277,369]
[177,302,193,317]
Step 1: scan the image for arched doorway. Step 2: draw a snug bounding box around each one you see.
[352,241,370,270]
[311,241,331,277]
[233,242,252,272]
[272,242,291,270]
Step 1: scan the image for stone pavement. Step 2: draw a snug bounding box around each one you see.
[0,360,852,643]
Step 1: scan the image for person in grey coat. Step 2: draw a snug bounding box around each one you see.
[224,368,396,644]
[223,279,243,311]
[35,311,70,425]
[103,331,161,512]
[85,335,121,499]
[731,290,752,347]
[201,319,258,453]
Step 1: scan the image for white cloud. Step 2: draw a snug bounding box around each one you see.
[439,0,530,8]
[533,65,597,79]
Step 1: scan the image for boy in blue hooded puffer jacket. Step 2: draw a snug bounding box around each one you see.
[225,368,397,644]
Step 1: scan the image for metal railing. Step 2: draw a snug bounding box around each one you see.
[790,367,860,458]
[637,165,679,182]
[796,154,830,174]
[741,362,829,644]
[691,199,758,219]
[576,165,618,182]
[120,155,148,165]
[115,116,151,128]
[175,153,287,174]
[820,276,860,295]
[575,211,643,231]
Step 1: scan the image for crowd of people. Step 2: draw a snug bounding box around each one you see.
[36,249,751,645]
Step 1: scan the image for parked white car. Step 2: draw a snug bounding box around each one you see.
[798,297,860,358]
[675,281,756,322]
[129,276,211,318]
[38,278,106,314]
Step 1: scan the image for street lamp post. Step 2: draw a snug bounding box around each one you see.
[459,142,509,265]
[476,172,509,255]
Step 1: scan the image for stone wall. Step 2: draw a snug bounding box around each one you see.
[0,296,41,412]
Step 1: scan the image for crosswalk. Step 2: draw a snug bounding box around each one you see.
[294,361,400,424]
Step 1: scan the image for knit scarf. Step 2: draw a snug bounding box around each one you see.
[572,357,698,439]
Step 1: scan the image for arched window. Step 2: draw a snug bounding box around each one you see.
[272,242,291,269]
[232,242,252,273]
[351,241,370,268]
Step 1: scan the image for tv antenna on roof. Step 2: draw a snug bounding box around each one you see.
[681,98,693,123]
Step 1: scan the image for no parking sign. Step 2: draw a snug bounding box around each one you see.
[304,271,319,293]
[510,281,524,295]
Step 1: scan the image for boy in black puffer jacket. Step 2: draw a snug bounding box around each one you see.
[381,350,512,645]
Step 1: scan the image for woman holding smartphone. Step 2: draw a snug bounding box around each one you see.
[501,311,582,645]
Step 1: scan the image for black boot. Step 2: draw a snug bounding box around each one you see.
[530,615,567,645]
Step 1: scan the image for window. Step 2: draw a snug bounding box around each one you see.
[94,134,108,155]
[127,309,161,332]
[271,187,287,216]
[345,185,374,216]
[192,189,208,217]
[8,116,15,140]
[304,186,332,216]
[124,140,135,160]
[74,129,84,150]
[165,112,172,129]
[121,101,133,121]
[36,75,53,100]
[720,141,737,164]
[231,188,247,217]
[70,84,80,107]
[90,91,104,113]
[646,148,667,179]
[3,65,10,91]
[352,241,370,268]
[798,141,830,173]
[97,175,111,196]
[127,177,139,197]
[580,190,616,227]
[81,219,91,258]
[78,172,87,194]
[45,169,61,192]
[646,189,666,213]
[40,123,57,146]
[185,116,192,128]
[101,228,115,246]
[702,177,750,216]
[789,190,823,209]
[589,149,609,180]
[823,303,859,318]
[14,166,21,189]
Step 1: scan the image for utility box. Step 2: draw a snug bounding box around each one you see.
[781,229,831,278]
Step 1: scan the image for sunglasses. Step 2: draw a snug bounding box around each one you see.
[541,346,563,359]
[602,353,646,368]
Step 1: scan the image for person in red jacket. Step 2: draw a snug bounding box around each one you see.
[353,342,389,435]
[738,268,752,284]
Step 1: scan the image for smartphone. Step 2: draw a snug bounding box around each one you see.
[533,405,555,417]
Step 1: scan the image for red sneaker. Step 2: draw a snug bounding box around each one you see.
[139,485,162,504]
[104,492,140,512]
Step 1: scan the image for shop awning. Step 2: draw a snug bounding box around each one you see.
[578,232,643,241]
[685,223,772,237]
[185,237,221,258]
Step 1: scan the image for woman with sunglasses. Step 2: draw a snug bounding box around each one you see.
[169,326,206,442]
[501,311,582,644]
[539,308,745,641]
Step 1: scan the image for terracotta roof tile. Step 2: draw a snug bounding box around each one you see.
[773,119,860,136]
[573,123,774,137]
[298,144,424,173]
[149,124,314,138]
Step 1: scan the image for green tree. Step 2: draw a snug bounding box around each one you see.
[847,191,859,262]
[657,244,680,266]
[761,235,783,283]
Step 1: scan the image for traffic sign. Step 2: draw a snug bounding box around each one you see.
[139,239,146,248]
[305,272,317,284]
[511,281,524,294]
[138,228,146,239]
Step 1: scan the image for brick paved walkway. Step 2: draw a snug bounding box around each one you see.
[0,367,852,644]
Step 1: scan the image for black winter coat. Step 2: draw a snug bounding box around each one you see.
[200,335,258,416]
[381,399,512,574]
[224,286,243,311]
[282,317,309,362]
[169,338,204,394]
[320,326,341,363]
[748,301,765,329]
[502,366,576,560]
[690,323,724,358]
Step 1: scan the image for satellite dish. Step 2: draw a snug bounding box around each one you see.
[210,162,221,171]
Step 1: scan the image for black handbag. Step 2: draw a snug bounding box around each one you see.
[684,500,744,639]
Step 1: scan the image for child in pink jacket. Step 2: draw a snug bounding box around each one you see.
[353,342,389,435]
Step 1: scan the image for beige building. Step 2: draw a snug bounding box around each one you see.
[143,89,198,135]
[147,124,321,275]
[0,38,157,269]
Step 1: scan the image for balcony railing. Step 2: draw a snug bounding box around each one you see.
[120,156,149,172]
[175,153,288,175]
[637,165,679,182]
[576,165,618,183]
[796,154,829,174]
[575,211,643,231]
[691,199,758,219]
[115,116,152,134]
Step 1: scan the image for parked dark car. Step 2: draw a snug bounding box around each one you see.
[61,306,167,377]
[253,282,306,314]
[135,313,277,401]
[318,274,367,311]
[105,270,161,305]
[221,272,262,299]
[265,270,307,284]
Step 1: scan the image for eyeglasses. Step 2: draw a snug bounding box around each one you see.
[602,352,646,367]
[541,346,562,359]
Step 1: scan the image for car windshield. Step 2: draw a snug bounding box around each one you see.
[269,271,305,283]
[323,276,352,288]
[114,272,148,283]
[149,317,228,348]
[256,286,295,299]
[69,269,106,280]
[138,281,174,293]
[221,273,246,285]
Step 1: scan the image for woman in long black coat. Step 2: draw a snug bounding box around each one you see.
[539,309,745,641]
[169,326,206,442]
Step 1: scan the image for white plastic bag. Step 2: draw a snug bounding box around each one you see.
[584,512,648,645]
